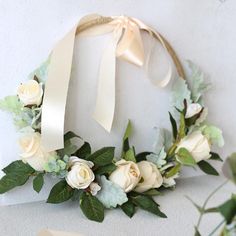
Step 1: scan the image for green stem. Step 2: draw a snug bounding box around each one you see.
[196,180,229,231]
[208,219,225,236]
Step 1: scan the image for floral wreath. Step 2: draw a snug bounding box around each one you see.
[0,15,224,222]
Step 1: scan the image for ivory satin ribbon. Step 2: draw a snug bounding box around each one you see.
[41,14,185,152]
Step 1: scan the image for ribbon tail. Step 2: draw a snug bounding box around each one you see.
[93,30,121,132]
[41,25,77,152]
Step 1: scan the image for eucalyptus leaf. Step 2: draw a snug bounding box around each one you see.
[176,148,196,166]
[80,192,104,222]
[200,125,224,148]
[96,176,128,208]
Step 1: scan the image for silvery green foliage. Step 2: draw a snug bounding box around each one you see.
[171,78,192,112]
[44,157,68,178]
[186,61,211,104]
[28,56,50,82]
[146,128,172,168]
[96,176,128,208]
[0,95,42,129]
[0,96,23,115]
[200,125,224,147]
[147,147,167,168]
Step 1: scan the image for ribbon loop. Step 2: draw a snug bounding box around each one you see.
[41,14,185,152]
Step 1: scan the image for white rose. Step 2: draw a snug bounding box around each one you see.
[66,157,95,190]
[19,132,55,171]
[89,182,101,196]
[17,80,43,106]
[135,161,163,193]
[176,131,211,163]
[185,103,202,119]
[109,160,141,193]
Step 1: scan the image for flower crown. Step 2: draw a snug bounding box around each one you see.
[0,15,224,222]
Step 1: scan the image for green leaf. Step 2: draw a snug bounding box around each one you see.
[165,163,181,178]
[186,196,203,213]
[0,173,30,194]
[95,163,116,175]
[178,112,186,139]
[142,189,162,196]
[124,147,136,162]
[86,147,115,167]
[120,199,135,218]
[169,112,178,139]
[64,131,81,142]
[123,120,132,141]
[187,61,211,103]
[58,140,78,156]
[176,148,196,166]
[33,173,44,193]
[185,108,203,127]
[47,180,74,204]
[194,227,202,236]
[135,152,151,162]
[210,152,223,162]
[75,142,91,159]
[0,96,23,115]
[80,192,105,222]
[218,195,236,224]
[131,195,167,218]
[96,176,128,208]
[200,125,224,148]
[222,153,236,183]
[198,160,219,176]
[3,160,35,175]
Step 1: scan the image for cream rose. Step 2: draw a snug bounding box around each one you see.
[176,131,211,162]
[135,161,163,193]
[185,103,202,119]
[109,160,141,193]
[66,157,95,190]
[19,132,54,171]
[17,80,43,106]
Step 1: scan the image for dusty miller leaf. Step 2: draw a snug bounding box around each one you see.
[171,78,192,112]
[96,176,128,208]
[187,61,211,103]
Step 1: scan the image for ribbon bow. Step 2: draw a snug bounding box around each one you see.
[41,14,185,152]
